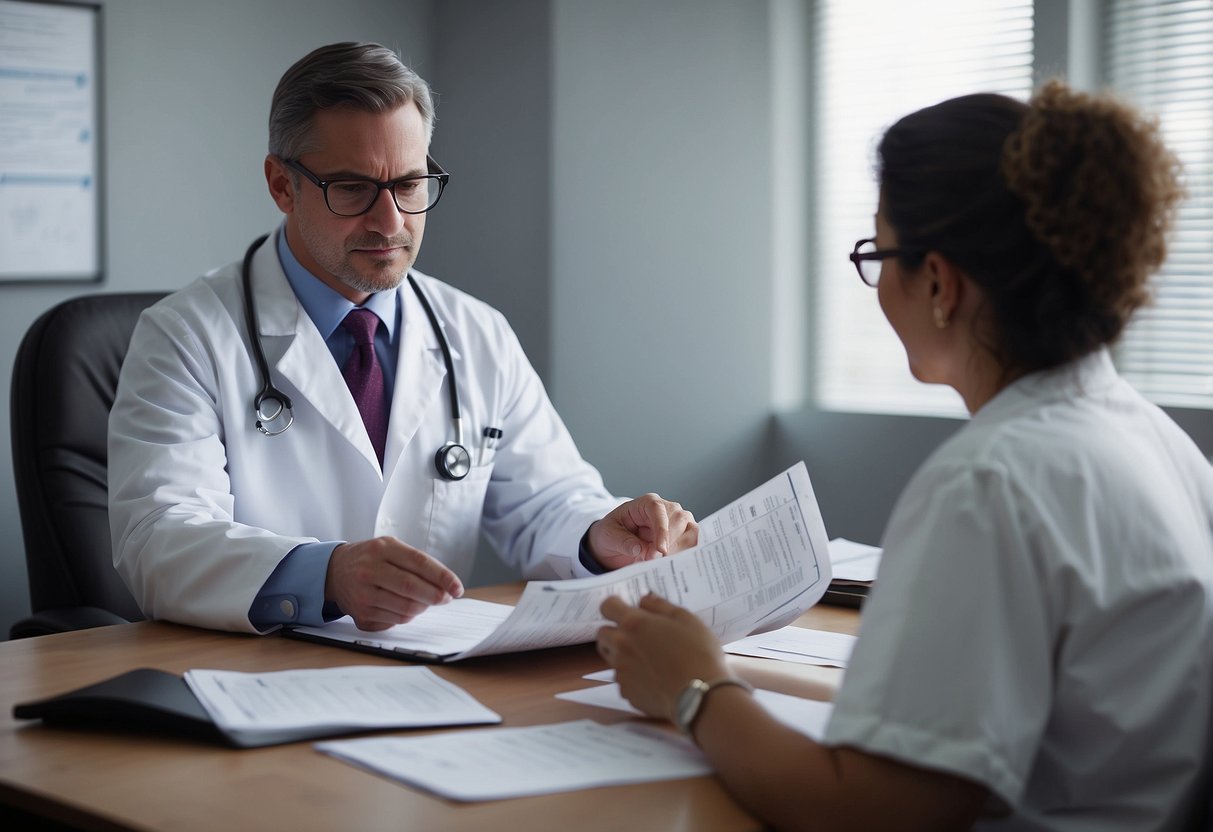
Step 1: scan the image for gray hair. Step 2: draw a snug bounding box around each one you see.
[268,41,435,159]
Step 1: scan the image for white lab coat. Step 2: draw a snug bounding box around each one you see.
[109,232,621,633]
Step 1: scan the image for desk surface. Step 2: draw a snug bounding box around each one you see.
[0,585,859,832]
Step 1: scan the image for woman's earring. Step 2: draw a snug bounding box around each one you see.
[933,306,949,329]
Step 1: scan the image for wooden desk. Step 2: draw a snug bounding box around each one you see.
[0,586,859,832]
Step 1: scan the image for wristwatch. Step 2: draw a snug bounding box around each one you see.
[673,676,754,738]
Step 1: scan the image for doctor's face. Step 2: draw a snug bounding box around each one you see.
[268,103,429,302]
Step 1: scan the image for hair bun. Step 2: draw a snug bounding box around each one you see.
[1001,80,1183,314]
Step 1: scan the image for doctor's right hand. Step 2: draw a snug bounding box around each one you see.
[324,537,465,631]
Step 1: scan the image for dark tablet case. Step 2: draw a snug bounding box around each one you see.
[12,667,342,748]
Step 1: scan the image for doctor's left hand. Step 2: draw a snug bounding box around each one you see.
[588,494,698,571]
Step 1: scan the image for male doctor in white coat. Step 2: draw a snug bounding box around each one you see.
[108,42,696,634]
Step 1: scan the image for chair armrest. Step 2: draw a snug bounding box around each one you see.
[8,607,135,639]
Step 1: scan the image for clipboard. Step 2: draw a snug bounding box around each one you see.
[280,596,518,664]
[281,626,462,664]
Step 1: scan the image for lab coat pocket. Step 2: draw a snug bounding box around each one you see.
[426,464,494,575]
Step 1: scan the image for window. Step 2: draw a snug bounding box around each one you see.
[1107,0,1213,409]
[812,0,1213,414]
[812,0,1035,416]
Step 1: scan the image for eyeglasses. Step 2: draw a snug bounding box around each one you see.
[849,237,923,287]
[284,156,450,216]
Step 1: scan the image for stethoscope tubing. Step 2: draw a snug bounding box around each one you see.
[242,234,294,436]
[240,234,470,479]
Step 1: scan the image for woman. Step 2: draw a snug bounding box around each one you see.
[595,81,1213,831]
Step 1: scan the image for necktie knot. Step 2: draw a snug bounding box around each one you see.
[342,308,380,346]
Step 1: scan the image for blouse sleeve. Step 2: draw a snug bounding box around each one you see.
[822,457,1051,810]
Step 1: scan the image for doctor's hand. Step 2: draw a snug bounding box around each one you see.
[596,593,729,720]
[587,494,697,571]
[325,537,464,631]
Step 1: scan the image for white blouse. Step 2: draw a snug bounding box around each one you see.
[824,349,1213,831]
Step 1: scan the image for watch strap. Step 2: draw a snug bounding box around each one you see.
[673,676,754,739]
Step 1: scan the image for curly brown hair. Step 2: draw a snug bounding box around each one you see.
[878,80,1184,373]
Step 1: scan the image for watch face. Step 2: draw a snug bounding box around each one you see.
[675,679,709,734]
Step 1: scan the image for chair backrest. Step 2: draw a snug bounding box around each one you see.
[12,292,167,624]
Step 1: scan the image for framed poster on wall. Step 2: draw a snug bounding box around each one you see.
[0,0,102,283]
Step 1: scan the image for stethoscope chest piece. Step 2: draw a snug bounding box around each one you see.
[254,389,294,436]
[435,442,471,481]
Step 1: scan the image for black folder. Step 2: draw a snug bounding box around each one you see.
[13,668,344,748]
[820,580,869,609]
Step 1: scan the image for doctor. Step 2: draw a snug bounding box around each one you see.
[108,41,696,635]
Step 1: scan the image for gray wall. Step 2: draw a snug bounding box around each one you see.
[3,0,1210,637]
[424,0,552,380]
[549,0,785,517]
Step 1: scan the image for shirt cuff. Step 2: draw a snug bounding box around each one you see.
[249,541,343,630]
[578,527,608,575]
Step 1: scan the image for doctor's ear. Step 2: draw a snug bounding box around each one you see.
[265,156,297,214]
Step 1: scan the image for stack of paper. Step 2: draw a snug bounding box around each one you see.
[724,626,856,668]
[823,538,882,606]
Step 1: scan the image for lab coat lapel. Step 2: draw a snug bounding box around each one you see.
[382,284,448,479]
[249,240,382,472]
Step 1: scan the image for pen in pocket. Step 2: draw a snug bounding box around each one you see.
[478,427,503,466]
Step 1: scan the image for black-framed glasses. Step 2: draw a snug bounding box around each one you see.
[849,237,922,287]
[284,156,450,216]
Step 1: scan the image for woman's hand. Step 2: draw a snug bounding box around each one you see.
[596,593,729,720]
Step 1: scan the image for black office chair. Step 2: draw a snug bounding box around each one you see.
[9,292,167,639]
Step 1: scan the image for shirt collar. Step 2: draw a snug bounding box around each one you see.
[974,348,1119,424]
[275,224,400,341]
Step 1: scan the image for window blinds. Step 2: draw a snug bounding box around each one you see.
[812,0,1035,415]
[1107,0,1213,409]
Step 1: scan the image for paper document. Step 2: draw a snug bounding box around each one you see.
[183,666,500,734]
[724,626,856,668]
[317,719,711,801]
[828,538,882,583]
[291,461,832,661]
[555,683,835,741]
[291,597,515,660]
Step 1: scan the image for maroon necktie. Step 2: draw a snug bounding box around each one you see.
[341,308,387,466]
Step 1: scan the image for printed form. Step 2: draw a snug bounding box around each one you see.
[317,719,712,801]
[183,666,500,740]
[290,461,832,661]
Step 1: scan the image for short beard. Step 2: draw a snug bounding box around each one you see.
[336,260,410,295]
[333,233,416,295]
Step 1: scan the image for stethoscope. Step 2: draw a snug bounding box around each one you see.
[241,233,472,480]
